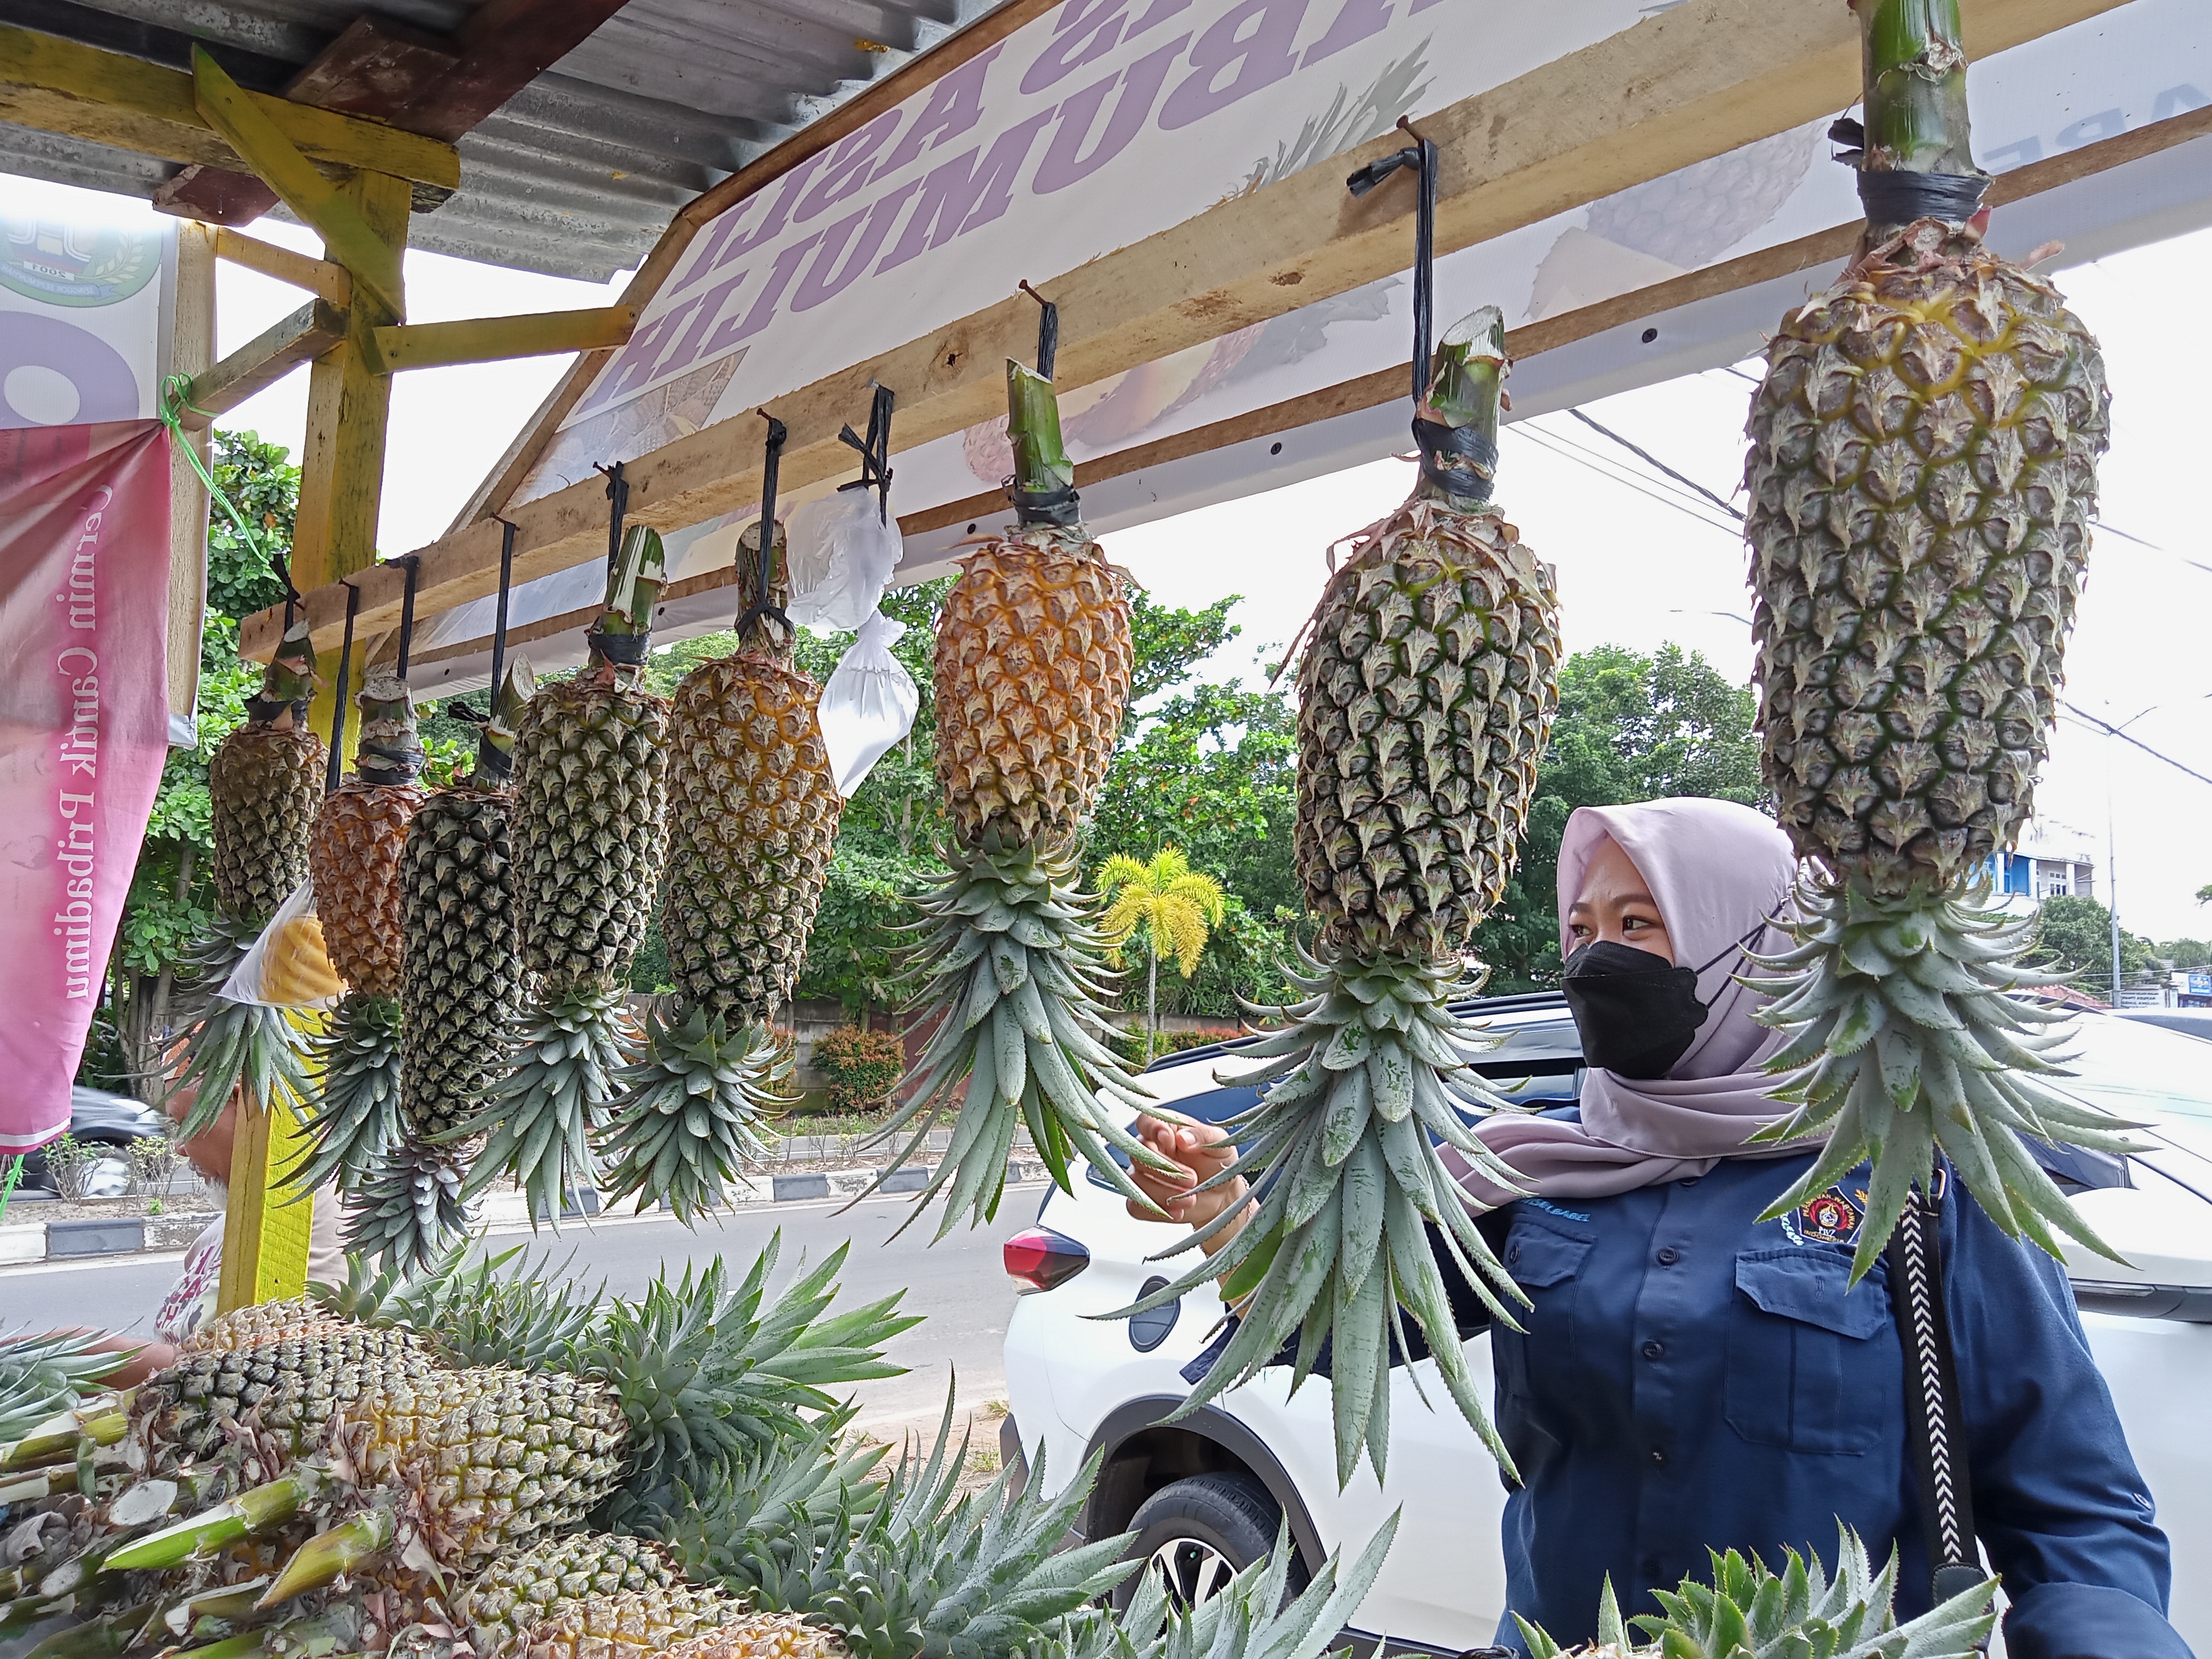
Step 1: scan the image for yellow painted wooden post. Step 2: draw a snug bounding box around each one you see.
[215,1098,317,1313]
[167,220,214,736]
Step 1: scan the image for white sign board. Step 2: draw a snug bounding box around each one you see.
[0,213,174,430]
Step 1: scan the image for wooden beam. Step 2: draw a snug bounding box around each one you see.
[292,172,410,596]
[168,221,215,734]
[0,23,459,191]
[242,0,2136,661]
[192,48,406,322]
[180,298,348,429]
[370,305,639,373]
[213,227,350,306]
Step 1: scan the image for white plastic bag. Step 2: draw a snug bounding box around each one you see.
[220,879,344,1009]
[818,610,919,797]
[784,488,901,632]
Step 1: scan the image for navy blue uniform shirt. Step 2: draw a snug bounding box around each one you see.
[1482,1125,2188,1658]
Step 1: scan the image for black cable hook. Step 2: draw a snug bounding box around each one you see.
[271,548,302,633]
[836,383,897,525]
[391,555,421,680]
[596,460,630,573]
[326,577,361,793]
[488,517,517,715]
[734,411,789,643]
[1346,118,1438,407]
[1018,280,1058,381]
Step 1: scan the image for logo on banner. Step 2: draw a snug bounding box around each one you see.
[2,219,163,307]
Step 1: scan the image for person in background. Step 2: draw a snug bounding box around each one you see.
[1128,798,2190,1659]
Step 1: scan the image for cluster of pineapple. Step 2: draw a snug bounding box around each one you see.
[0,1245,1413,1659]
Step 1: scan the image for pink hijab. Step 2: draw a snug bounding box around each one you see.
[1449,798,1812,1206]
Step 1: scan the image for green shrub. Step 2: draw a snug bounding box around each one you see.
[811,1026,907,1112]
[1116,1025,1249,1066]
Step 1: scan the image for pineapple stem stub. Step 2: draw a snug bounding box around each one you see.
[1005,361,1078,526]
[474,656,536,782]
[1414,306,1506,508]
[1854,0,1987,230]
[589,524,667,670]
[250,623,318,723]
[350,673,423,786]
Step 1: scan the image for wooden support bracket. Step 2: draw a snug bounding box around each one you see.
[0,23,458,192]
[213,227,351,307]
[191,47,406,321]
[181,299,348,429]
[368,305,639,373]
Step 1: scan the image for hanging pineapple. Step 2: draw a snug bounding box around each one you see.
[1742,0,2133,1276]
[599,500,841,1222]
[348,663,534,1269]
[464,525,671,1219]
[1122,304,1560,1488]
[866,349,1175,1231]
[172,623,324,1136]
[292,672,425,1195]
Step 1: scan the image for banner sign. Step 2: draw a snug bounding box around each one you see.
[1,214,173,431]
[0,421,175,1152]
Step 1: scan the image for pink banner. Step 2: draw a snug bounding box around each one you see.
[0,420,173,1152]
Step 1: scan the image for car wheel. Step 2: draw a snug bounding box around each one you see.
[1111,1472,1302,1613]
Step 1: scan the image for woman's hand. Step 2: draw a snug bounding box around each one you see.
[1126,1117,1250,1258]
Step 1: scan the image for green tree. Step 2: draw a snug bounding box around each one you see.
[1099,847,1228,1061]
[1469,643,1765,992]
[2033,894,2156,1000]
[2156,938,2212,972]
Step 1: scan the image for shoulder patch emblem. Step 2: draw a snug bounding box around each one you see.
[1782,1184,1867,1247]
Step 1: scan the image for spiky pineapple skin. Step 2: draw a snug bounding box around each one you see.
[661,652,840,1023]
[934,530,1133,848]
[401,782,523,1139]
[509,1586,748,1659]
[453,1533,685,1654]
[133,1323,439,1468]
[209,724,327,923]
[1295,498,1562,959]
[663,1614,847,1659]
[512,675,671,987]
[1745,221,2109,896]
[313,778,428,999]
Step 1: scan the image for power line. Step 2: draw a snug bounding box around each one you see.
[2060,702,2212,790]
[1564,407,1746,521]
[1522,418,1744,524]
[1504,425,1744,537]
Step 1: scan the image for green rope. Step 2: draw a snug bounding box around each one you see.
[160,372,277,575]
[0,1153,22,1227]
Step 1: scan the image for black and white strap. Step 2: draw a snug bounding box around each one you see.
[1886,1176,1986,1610]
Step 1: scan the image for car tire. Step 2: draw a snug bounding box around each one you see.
[1111,1471,1303,1613]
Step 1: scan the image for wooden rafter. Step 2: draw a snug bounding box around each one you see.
[241,0,2134,662]
[180,299,349,429]
[213,227,351,306]
[0,23,458,191]
[370,306,639,374]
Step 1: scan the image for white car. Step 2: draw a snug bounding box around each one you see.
[997,993,2212,1654]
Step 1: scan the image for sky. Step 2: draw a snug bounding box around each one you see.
[11,175,2211,946]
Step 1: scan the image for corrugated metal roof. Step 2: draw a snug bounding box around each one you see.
[3,0,1007,281]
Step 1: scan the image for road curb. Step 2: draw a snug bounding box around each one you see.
[0,1160,1053,1269]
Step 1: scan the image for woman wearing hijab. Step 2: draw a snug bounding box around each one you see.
[1127,798,2188,1659]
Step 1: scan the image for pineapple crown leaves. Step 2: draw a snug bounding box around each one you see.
[1108,939,1529,1488]
[342,1136,471,1275]
[170,986,316,1138]
[862,837,1176,1236]
[1742,871,2142,1280]
[598,1010,792,1225]
[0,1331,130,1443]
[583,1239,919,1516]
[317,1241,605,1375]
[769,1393,1136,1659]
[1112,1512,1396,1659]
[636,1402,885,1580]
[459,982,633,1224]
[1513,1528,1996,1659]
[287,993,406,1197]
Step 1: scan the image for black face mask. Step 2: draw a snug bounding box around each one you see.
[1560,940,1711,1080]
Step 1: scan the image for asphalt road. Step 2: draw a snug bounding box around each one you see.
[0,1185,1048,1437]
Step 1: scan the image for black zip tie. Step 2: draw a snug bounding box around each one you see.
[271,549,301,633]
[1019,280,1058,382]
[488,517,517,715]
[391,555,421,679]
[1347,118,1438,407]
[326,578,361,793]
[734,412,789,643]
[597,460,629,573]
[836,383,897,525]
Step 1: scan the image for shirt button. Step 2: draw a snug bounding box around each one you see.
[1648,1446,1668,1466]
[1678,1176,1700,1187]
[1507,1244,1520,1264]
[1641,1339,1664,1360]
[1656,1246,1680,1266]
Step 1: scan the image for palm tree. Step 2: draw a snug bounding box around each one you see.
[1098,847,1227,1063]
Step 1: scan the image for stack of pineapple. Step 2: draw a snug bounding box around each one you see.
[170,624,325,1137]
